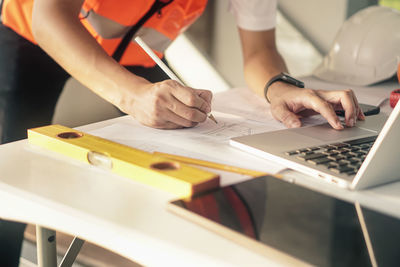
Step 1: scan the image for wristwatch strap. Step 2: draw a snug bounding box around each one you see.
[264,72,305,103]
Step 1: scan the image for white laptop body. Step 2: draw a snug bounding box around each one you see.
[230,102,400,190]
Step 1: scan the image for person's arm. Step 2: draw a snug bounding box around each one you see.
[238,28,365,130]
[32,0,212,129]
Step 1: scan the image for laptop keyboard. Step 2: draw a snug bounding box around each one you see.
[285,136,377,176]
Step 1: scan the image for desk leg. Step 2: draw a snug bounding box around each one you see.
[36,225,57,267]
[59,237,85,267]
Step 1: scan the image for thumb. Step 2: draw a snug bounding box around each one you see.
[195,89,212,113]
[195,89,212,104]
[272,104,302,128]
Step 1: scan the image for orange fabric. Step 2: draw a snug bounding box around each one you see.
[223,187,256,238]
[2,0,35,43]
[184,187,257,239]
[1,0,207,66]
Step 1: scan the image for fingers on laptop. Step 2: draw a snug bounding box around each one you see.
[318,89,365,127]
[271,88,364,130]
[271,89,343,129]
[305,92,344,130]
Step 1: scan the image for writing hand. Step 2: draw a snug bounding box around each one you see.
[122,80,212,129]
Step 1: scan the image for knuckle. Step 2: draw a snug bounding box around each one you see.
[184,109,197,120]
[153,97,162,107]
[304,89,316,95]
[153,82,165,92]
[170,102,177,112]
[167,79,180,87]
[153,94,167,107]
[152,89,164,100]
[342,89,352,97]
[187,95,198,107]
[202,89,213,99]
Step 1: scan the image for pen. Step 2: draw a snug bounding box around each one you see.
[153,151,267,177]
[135,36,217,124]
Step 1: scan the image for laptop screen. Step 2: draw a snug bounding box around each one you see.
[169,176,400,266]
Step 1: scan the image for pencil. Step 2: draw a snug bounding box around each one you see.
[153,151,267,177]
[135,36,217,124]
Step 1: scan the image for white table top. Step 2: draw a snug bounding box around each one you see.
[1,80,400,266]
[0,117,296,267]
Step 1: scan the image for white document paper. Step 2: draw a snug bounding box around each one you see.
[212,87,280,125]
[89,113,288,186]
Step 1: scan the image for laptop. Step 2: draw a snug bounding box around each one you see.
[230,102,400,190]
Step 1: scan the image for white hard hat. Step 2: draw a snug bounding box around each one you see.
[313,6,400,86]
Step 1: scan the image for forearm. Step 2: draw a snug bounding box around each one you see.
[243,47,287,98]
[32,0,148,108]
[239,28,289,100]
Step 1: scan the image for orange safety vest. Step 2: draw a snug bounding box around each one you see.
[1,0,207,66]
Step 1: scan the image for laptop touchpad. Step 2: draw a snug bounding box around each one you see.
[292,123,377,142]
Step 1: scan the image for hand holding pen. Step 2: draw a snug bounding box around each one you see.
[135,36,217,124]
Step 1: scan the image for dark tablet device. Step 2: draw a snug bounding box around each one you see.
[168,176,400,266]
[336,103,380,117]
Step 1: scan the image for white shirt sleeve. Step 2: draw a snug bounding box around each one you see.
[228,0,277,31]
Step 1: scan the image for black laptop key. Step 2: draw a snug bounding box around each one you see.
[327,155,345,161]
[308,157,332,165]
[337,160,350,166]
[285,150,299,156]
[327,162,339,168]
[357,151,367,156]
[349,158,360,164]
[336,148,350,153]
[324,150,339,156]
[323,145,336,151]
[345,136,377,146]
[300,151,315,155]
[341,153,353,159]
[341,147,352,152]
[331,143,350,149]
[297,153,326,161]
[297,148,310,153]
[350,163,362,170]
[348,152,359,157]
[329,166,355,174]
[360,144,371,149]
